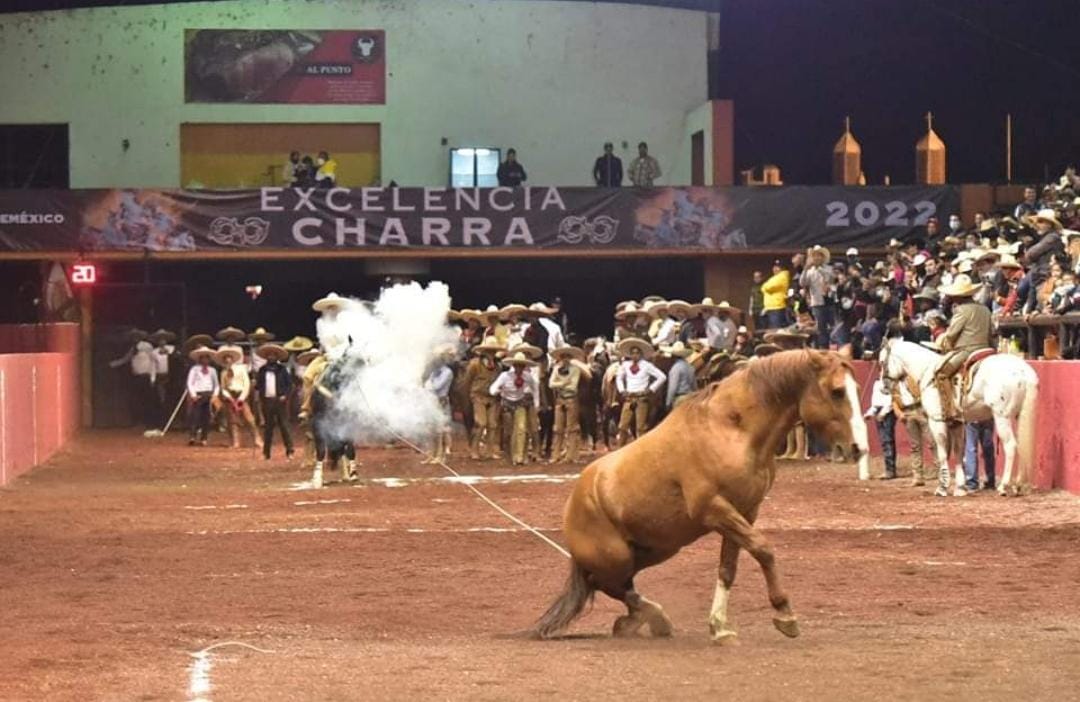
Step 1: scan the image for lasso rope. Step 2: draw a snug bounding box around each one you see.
[354,386,571,559]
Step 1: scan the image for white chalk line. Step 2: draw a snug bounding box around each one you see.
[293,498,352,506]
[187,642,275,702]
[184,504,249,511]
[286,473,578,491]
[185,525,560,536]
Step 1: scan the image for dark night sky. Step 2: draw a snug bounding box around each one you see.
[4,0,1079,185]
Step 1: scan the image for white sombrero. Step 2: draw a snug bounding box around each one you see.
[502,351,538,367]
[940,274,979,297]
[215,345,244,366]
[616,337,654,358]
[661,341,693,358]
[188,345,215,363]
[472,337,505,356]
[507,343,544,361]
[312,292,348,313]
[664,299,693,319]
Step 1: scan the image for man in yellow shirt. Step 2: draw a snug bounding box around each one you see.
[761,260,791,329]
[315,151,337,189]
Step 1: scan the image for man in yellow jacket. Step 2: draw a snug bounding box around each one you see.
[761,260,791,329]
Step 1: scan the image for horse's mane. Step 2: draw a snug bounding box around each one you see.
[683,350,815,410]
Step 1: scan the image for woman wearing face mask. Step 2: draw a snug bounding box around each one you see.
[314,150,337,189]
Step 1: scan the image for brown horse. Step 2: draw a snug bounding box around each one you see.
[532,350,869,642]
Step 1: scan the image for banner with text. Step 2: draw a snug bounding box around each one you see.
[0,186,959,253]
[184,29,386,104]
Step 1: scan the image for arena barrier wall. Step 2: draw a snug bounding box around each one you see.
[0,324,81,486]
[850,360,1080,494]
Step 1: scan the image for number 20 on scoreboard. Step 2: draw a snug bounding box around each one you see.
[70,263,97,285]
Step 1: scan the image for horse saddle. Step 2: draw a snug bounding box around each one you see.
[960,348,997,396]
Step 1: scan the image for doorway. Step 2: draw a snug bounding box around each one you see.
[691,130,705,186]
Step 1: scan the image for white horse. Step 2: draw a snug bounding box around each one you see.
[879,339,1039,496]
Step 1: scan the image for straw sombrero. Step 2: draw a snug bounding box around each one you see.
[714,300,741,316]
[296,349,321,366]
[527,302,557,316]
[940,274,979,298]
[480,304,505,324]
[500,303,528,319]
[640,295,667,305]
[502,351,538,367]
[956,259,974,274]
[913,288,939,303]
[979,218,997,233]
[256,343,288,362]
[1027,208,1063,231]
[148,328,176,344]
[312,292,348,313]
[458,308,483,323]
[691,297,720,315]
[508,343,544,360]
[283,336,314,353]
[807,244,831,263]
[127,328,149,343]
[215,345,244,366]
[998,254,1023,270]
[249,327,275,343]
[551,345,586,363]
[973,248,1000,263]
[188,345,215,363]
[617,337,654,358]
[643,300,669,319]
[614,302,649,321]
[661,341,693,358]
[183,334,214,353]
[216,326,245,343]
[664,299,693,319]
[472,338,505,356]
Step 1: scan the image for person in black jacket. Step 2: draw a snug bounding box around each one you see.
[593,142,623,187]
[255,344,295,460]
[497,149,527,187]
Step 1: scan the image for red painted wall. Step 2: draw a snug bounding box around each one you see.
[0,324,81,486]
[851,360,1080,493]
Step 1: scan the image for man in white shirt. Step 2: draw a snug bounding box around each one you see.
[864,378,897,480]
[705,302,739,353]
[615,338,666,446]
[148,329,177,425]
[489,352,540,466]
[530,302,566,357]
[185,346,219,446]
[423,346,457,464]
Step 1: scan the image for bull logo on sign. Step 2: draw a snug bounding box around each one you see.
[351,33,381,63]
[557,215,619,245]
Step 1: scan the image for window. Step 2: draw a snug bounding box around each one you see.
[0,124,69,188]
[449,147,500,187]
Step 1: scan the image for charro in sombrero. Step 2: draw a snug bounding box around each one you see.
[148,329,176,344]
[216,326,245,343]
[502,351,538,367]
[997,254,1023,269]
[690,297,720,315]
[296,349,321,366]
[643,299,669,319]
[940,274,979,297]
[807,244,831,263]
[128,328,149,343]
[664,299,693,319]
[508,343,544,360]
[458,308,484,323]
[248,326,274,341]
[183,334,214,353]
[551,345,586,363]
[188,345,215,363]
[472,337,505,355]
[256,343,289,362]
[640,295,667,305]
[283,336,314,353]
[614,302,649,321]
[500,303,529,319]
[527,301,557,316]
[312,292,348,313]
[714,300,740,316]
[480,304,506,324]
[215,345,244,366]
[616,337,654,358]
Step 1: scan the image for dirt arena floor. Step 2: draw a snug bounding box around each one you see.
[2,429,1079,701]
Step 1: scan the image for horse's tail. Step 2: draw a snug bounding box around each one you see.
[1016,371,1040,486]
[531,560,594,639]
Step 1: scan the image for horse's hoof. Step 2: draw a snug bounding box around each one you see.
[613,615,641,638]
[997,487,1008,497]
[953,488,968,497]
[648,616,674,638]
[772,616,800,638]
[710,629,738,645]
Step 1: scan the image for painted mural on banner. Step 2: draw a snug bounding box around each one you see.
[0,186,958,252]
[184,30,386,104]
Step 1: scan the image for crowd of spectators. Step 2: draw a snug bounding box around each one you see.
[748,174,1080,360]
[284,150,338,188]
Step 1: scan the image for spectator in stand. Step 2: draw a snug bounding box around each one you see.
[284,150,302,187]
[761,260,791,329]
[748,270,765,328]
[1021,209,1066,313]
[1013,187,1040,220]
[497,148,527,187]
[628,142,661,187]
[298,155,316,186]
[799,245,835,349]
[593,142,623,187]
[314,151,337,189]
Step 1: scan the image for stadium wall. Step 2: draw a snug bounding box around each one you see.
[0,324,80,486]
[850,360,1080,494]
[0,0,710,188]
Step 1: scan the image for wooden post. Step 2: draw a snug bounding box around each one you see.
[79,287,93,428]
[1005,113,1013,184]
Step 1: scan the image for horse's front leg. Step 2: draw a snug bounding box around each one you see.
[928,419,955,497]
[708,537,740,644]
[694,495,798,639]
